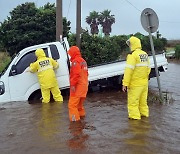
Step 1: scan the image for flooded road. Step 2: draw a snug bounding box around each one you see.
[0,62,180,154]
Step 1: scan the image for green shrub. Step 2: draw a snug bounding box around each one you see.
[68,32,128,66]
[0,52,11,72]
[68,32,167,66]
[175,45,180,59]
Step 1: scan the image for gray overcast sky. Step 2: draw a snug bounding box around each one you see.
[1,0,180,40]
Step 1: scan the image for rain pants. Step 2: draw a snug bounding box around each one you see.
[122,36,151,119]
[68,46,88,122]
[30,48,63,103]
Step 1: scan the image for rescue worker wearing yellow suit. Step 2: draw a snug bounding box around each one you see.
[122,36,151,120]
[29,48,63,103]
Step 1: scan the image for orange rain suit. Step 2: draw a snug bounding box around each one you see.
[67,46,88,122]
[122,36,151,120]
[29,48,63,103]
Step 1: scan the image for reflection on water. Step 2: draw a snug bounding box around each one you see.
[68,121,89,150]
[149,62,180,101]
[125,118,151,146]
[123,118,151,153]
[38,103,63,141]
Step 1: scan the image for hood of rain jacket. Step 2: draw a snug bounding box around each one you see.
[68,46,81,61]
[129,36,142,52]
[35,48,46,59]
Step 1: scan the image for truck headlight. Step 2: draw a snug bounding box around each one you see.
[0,81,5,95]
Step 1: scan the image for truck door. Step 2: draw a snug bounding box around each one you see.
[49,44,70,89]
[8,48,49,101]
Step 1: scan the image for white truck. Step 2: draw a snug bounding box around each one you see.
[0,39,168,103]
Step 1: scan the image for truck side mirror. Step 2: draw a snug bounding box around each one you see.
[11,65,17,76]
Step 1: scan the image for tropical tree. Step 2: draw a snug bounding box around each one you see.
[86,11,99,35]
[0,2,71,56]
[98,10,115,36]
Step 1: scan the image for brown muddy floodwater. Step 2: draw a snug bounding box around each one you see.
[0,62,180,154]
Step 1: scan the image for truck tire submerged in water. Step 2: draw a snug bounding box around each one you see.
[28,90,42,102]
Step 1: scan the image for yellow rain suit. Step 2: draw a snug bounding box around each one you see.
[29,48,63,103]
[122,36,151,119]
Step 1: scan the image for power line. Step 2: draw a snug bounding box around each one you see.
[160,20,180,24]
[124,0,180,25]
[124,0,141,12]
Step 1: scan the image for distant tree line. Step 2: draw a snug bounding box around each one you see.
[0,2,168,66]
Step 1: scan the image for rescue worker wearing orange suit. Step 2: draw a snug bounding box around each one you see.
[67,46,88,122]
[29,48,63,103]
[122,36,151,120]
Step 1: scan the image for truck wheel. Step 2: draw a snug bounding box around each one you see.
[33,92,42,100]
[28,90,42,101]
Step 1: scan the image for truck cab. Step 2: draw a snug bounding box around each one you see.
[0,41,70,103]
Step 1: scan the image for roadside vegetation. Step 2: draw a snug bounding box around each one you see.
[68,32,167,66]
[1,1,179,70]
[0,52,11,72]
[0,2,167,67]
[166,40,180,59]
[148,89,174,104]
[175,45,180,59]
[148,89,162,104]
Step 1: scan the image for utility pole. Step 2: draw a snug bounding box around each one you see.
[56,0,63,41]
[76,0,81,48]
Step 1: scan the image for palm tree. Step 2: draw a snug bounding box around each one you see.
[98,10,115,36]
[86,11,99,35]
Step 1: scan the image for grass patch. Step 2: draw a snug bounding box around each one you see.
[165,47,175,52]
[0,52,11,72]
[148,89,174,104]
[148,89,162,104]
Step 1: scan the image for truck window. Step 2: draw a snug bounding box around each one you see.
[9,48,49,76]
[13,51,36,75]
[50,45,60,60]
